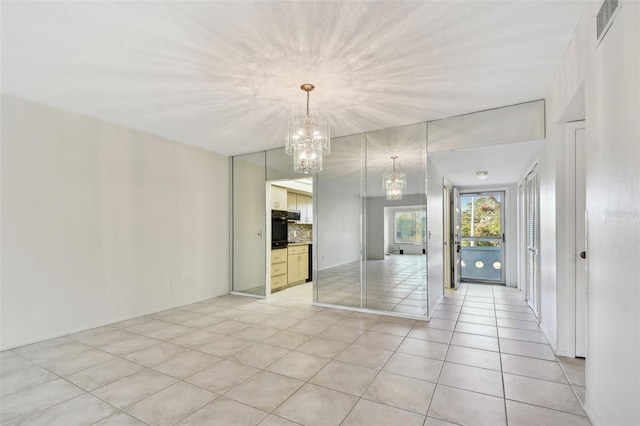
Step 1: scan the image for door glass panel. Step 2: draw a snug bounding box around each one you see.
[232,152,266,296]
[459,192,504,283]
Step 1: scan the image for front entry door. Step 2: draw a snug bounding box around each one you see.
[459,191,506,284]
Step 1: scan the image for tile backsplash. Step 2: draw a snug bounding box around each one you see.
[288,223,312,243]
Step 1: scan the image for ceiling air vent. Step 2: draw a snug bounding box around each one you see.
[596,0,619,44]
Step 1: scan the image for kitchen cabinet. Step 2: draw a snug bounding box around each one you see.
[271,185,287,210]
[287,193,313,224]
[271,248,288,291]
[287,192,297,210]
[297,195,313,224]
[288,245,309,284]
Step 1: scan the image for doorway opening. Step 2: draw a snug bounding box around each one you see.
[267,177,314,301]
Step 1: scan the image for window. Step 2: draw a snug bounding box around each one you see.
[394,210,426,243]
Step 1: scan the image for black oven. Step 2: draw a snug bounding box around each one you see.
[271,210,288,249]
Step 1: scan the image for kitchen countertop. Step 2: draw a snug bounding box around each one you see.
[287,242,311,246]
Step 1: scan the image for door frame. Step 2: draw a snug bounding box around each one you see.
[452,187,461,289]
[443,179,452,289]
[556,120,587,357]
[517,182,526,295]
[574,126,587,358]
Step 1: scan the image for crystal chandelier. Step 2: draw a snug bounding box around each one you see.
[285,84,330,174]
[384,156,407,200]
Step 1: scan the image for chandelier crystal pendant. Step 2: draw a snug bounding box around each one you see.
[384,156,407,200]
[285,84,330,174]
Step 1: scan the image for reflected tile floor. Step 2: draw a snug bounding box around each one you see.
[0,284,590,426]
[318,254,427,315]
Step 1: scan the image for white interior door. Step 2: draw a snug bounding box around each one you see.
[526,170,539,317]
[575,127,587,357]
[453,187,461,289]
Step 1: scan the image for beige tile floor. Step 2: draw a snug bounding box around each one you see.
[0,283,590,426]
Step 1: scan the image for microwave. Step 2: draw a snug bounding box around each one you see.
[287,210,301,222]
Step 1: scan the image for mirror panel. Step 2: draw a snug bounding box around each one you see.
[427,100,544,153]
[315,133,364,307]
[232,152,266,296]
[266,147,301,181]
[365,123,428,315]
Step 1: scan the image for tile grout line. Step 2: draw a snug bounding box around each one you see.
[495,285,510,426]
[334,314,429,425]
[423,284,465,425]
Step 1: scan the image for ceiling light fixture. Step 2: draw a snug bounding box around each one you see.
[285,84,330,174]
[476,171,489,180]
[384,156,407,200]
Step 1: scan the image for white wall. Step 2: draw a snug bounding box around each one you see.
[537,133,558,346]
[543,2,640,424]
[427,159,444,315]
[1,95,230,350]
[583,2,639,424]
[539,0,591,355]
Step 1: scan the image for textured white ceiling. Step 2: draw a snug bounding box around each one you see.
[2,1,586,156]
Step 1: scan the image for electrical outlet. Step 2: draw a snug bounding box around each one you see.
[168,282,174,289]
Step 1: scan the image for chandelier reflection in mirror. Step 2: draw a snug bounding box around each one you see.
[384,156,407,200]
[285,84,330,174]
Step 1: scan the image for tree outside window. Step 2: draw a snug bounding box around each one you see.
[460,194,501,247]
[394,210,426,244]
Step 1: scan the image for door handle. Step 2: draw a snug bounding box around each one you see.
[580,251,586,259]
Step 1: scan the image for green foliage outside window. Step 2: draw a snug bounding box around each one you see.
[461,195,501,247]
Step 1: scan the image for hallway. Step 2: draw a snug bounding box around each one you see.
[1,284,588,425]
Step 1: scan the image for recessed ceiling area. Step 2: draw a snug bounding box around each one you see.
[1,1,586,156]
[429,140,544,187]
